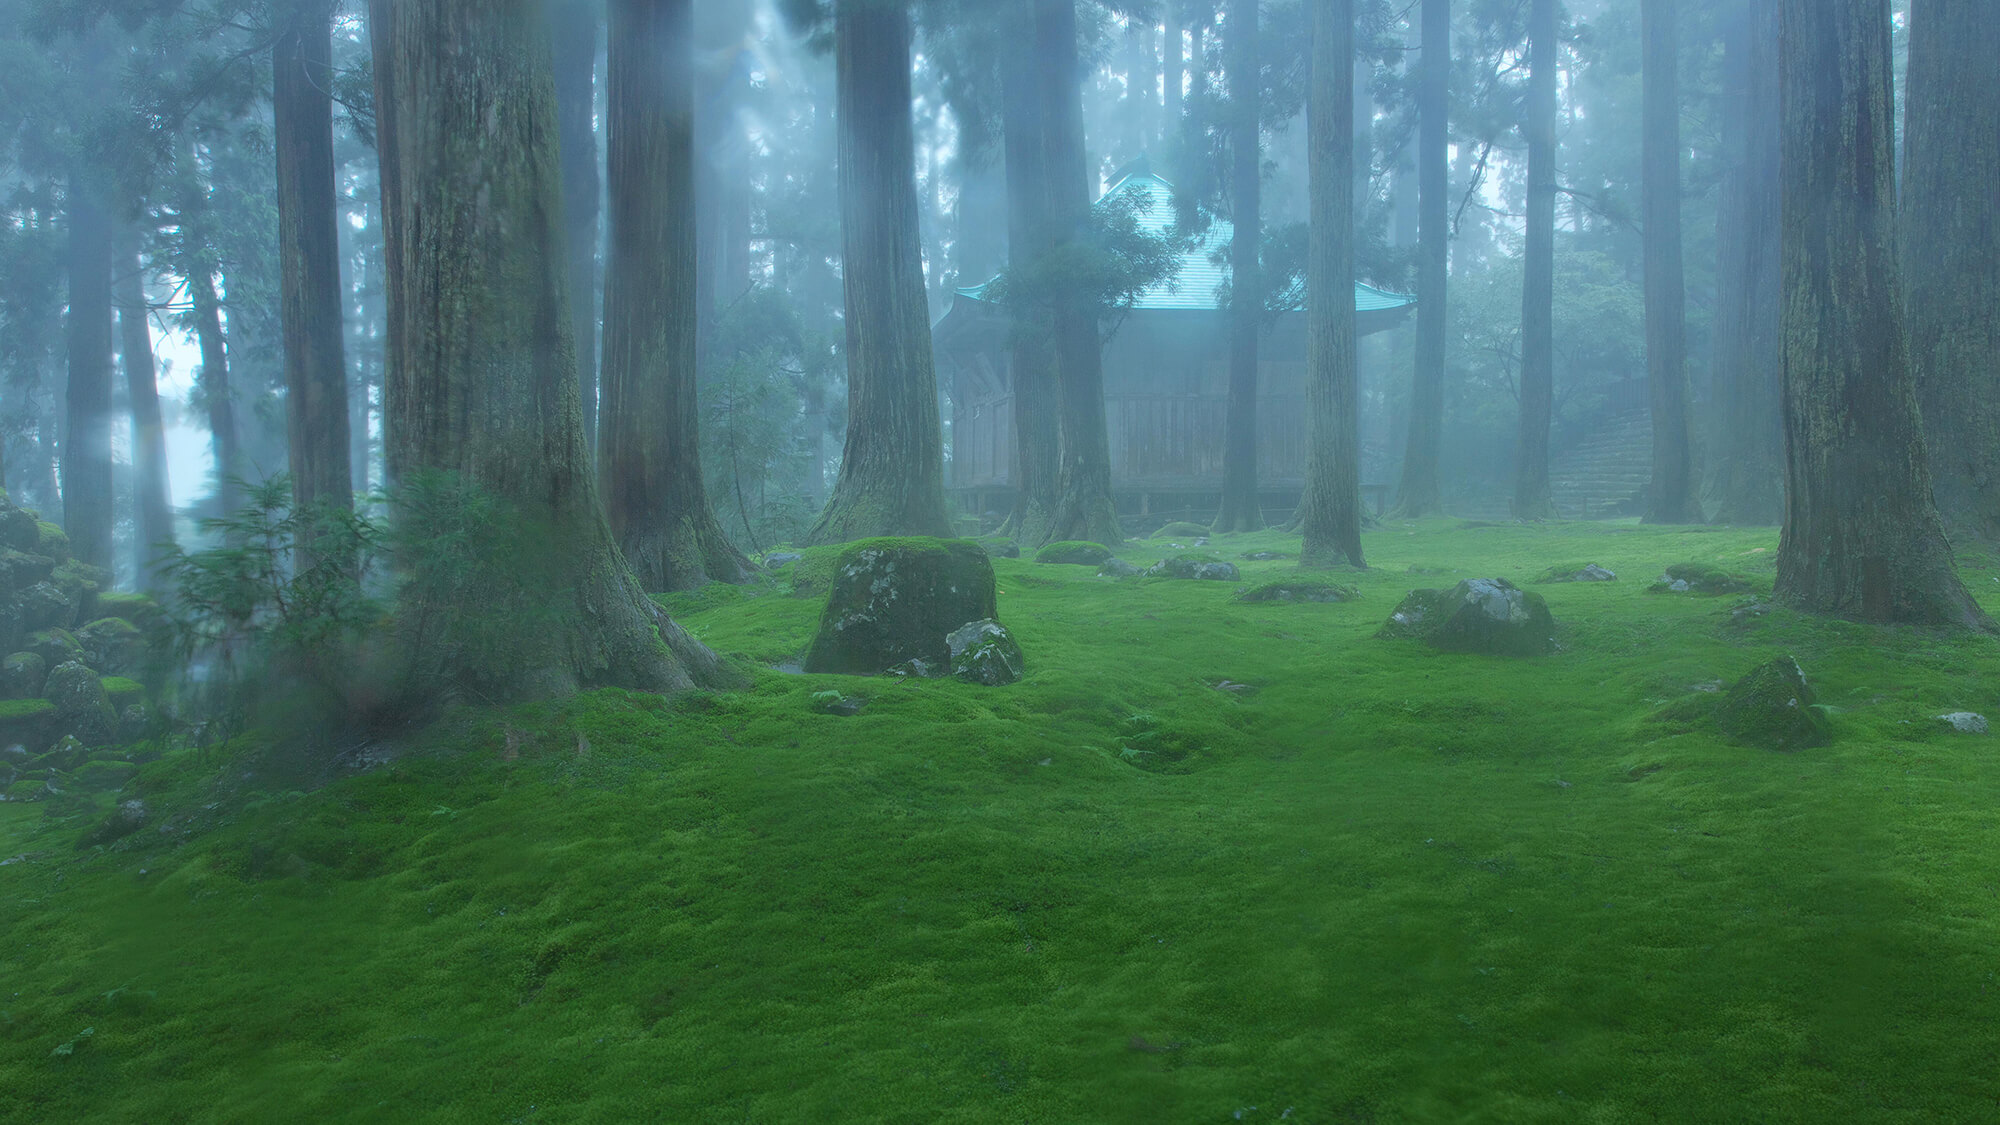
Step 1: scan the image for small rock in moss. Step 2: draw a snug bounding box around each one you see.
[1937,711,1988,735]
[1034,541,1115,566]
[1716,657,1831,751]
[1237,579,1359,604]
[1098,558,1142,578]
[1648,563,1751,595]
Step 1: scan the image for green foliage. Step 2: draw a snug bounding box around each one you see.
[701,287,839,552]
[982,180,1193,329]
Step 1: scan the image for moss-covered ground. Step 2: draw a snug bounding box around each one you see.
[6,519,2000,1123]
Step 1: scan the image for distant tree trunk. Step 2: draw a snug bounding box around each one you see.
[64,176,114,570]
[1392,0,1449,518]
[1298,0,1364,569]
[1641,0,1699,523]
[1041,0,1124,547]
[369,0,723,695]
[188,265,239,516]
[1512,0,1557,520]
[1903,0,2000,541]
[600,0,750,591]
[115,236,174,586]
[999,13,1059,546]
[805,1,953,544]
[551,0,602,454]
[1774,0,1990,630]
[1163,1,1183,152]
[275,0,354,545]
[1706,0,1782,527]
[1213,0,1264,533]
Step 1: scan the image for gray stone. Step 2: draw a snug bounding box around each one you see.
[25,629,84,670]
[1098,558,1143,577]
[763,552,803,569]
[76,617,142,675]
[44,661,117,748]
[1,651,46,699]
[803,539,998,675]
[78,799,148,848]
[1377,578,1558,656]
[1146,556,1241,581]
[1539,563,1617,583]
[13,582,74,634]
[1938,711,1989,734]
[946,619,1025,686]
[1240,551,1287,561]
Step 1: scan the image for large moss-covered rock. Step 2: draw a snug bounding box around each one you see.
[35,520,69,564]
[1716,658,1831,751]
[1377,578,1557,656]
[0,697,55,754]
[1237,578,1359,604]
[91,592,161,627]
[1,651,46,699]
[946,619,1025,685]
[1146,555,1240,581]
[77,617,142,675]
[0,505,40,553]
[804,539,999,676]
[0,549,56,593]
[25,629,84,670]
[44,661,117,747]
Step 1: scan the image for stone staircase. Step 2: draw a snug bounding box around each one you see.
[1551,408,1652,520]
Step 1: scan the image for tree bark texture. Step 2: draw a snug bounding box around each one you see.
[1164,1,1183,153]
[600,0,751,591]
[369,0,723,695]
[1392,0,1449,518]
[1775,0,1990,630]
[1903,0,2000,541]
[1297,0,1364,569]
[1041,0,1124,548]
[551,0,602,453]
[115,236,175,585]
[188,265,239,516]
[805,1,954,544]
[1641,0,1699,523]
[1213,0,1265,533]
[275,0,355,531]
[1707,0,1783,526]
[1512,0,1557,520]
[64,176,114,571]
[999,14,1059,546]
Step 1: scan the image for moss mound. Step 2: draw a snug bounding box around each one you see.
[1149,521,1211,540]
[1034,540,1115,566]
[1236,578,1360,603]
[1649,563,1752,594]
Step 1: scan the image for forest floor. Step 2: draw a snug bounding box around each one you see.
[5,518,2000,1123]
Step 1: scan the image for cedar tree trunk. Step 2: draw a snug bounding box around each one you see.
[188,265,239,517]
[600,0,751,590]
[115,236,175,584]
[1392,0,1449,518]
[369,0,723,695]
[999,14,1059,546]
[551,0,603,454]
[1298,0,1365,569]
[1512,0,1557,520]
[64,176,114,570]
[1213,0,1265,533]
[1903,0,2000,541]
[805,1,954,544]
[1641,0,1699,523]
[1774,0,1990,630]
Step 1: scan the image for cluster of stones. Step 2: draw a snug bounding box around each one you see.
[0,489,152,805]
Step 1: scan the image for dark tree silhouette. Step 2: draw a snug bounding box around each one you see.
[1641,0,1698,523]
[1512,0,1557,520]
[1392,0,1450,520]
[1212,0,1264,533]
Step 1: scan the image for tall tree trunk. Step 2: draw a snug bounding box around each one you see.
[64,176,114,571]
[1392,0,1449,518]
[115,236,174,586]
[1706,0,1783,526]
[275,0,354,540]
[1164,1,1183,153]
[805,1,953,544]
[999,12,1059,546]
[1904,0,2000,541]
[1641,0,1698,523]
[600,0,750,591]
[188,265,239,516]
[551,0,603,454]
[1512,0,1557,520]
[1213,0,1265,533]
[369,0,723,695]
[1298,0,1364,569]
[1042,0,1124,548]
[1774,0,1989,630]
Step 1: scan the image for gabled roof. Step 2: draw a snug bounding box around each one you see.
[951,160,1416,316]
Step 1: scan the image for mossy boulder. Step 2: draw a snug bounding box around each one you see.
[0,548,56,593]
[12,581,75,635]
[803,538,1000,676]
[0,505,40,553]
[102,676,145,712]
[1536,563,1617,584]
[1035,541,1115,566]
[1237,578,1359,604]
[1649,563,1751,595]
[25,629,85,670]
[91,592,162,627]
[945,619,1025,686]
[0,697,55,754]
[35,520,69,564]
[78,799,148,847]
[1715,658,1832,751]
[1098,558,1143,578]
[1,651,46,699]
[1377,578,1557,656]
[44,660,117,747]
[77,616,142,675]
[70,758,138,792]
[1150,522,1211,540]
[1146,555,1240,581]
